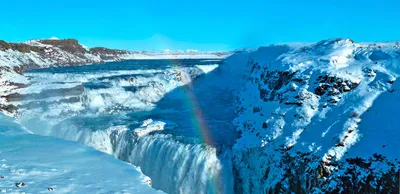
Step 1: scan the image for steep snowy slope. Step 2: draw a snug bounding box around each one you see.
[228,39,400,193]
[0,113,163,194]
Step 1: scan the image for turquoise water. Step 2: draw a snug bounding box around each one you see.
[23,59,237,146]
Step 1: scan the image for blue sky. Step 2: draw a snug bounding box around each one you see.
[1,0,399,51]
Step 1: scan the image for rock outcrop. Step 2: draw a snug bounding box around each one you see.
[229,39,400,193]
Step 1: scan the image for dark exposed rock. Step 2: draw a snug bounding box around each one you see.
[3,92,22,101]
[4,85,84,102]
[259,89,269,100]
[335,142,345,147]
[90,47,132,60]
[284,101,303,106]
[261,71,295,91]
[38,39,88,55]
[17,97,80,110]
[244,151,400,194]
[328,97,339,103]
[0,104,17,113]
[315,84,329,95]
[262,122,268,129]
[90,47,130,55]
[314,74,360,96]
[253,106,261,113]
[39,39,79,46]
[258,70,297,102]
[15,182,26,187]
[0,40,43,53]
[0,39,133,70]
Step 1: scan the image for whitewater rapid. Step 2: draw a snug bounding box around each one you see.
[13,59,236,194]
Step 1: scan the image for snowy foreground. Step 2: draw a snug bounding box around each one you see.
[0,113,162,194]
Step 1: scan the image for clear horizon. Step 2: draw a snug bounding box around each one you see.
[1,0,399,51]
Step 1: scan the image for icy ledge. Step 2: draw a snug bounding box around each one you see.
[0,113,163,194]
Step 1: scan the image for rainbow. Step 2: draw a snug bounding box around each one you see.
[168,59,227,194]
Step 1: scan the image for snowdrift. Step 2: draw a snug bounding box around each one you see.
[0,113,162,193]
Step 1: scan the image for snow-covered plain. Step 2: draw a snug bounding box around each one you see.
[0,113,163,194]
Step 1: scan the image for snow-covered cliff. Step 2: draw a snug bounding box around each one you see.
[228,39,400,193]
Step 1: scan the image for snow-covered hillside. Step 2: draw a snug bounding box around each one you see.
[0,113,162,194]
[227,39,400,193]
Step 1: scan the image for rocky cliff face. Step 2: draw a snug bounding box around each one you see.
[228,39,399,193]
[89,47,132,60]
[0,38,128,69]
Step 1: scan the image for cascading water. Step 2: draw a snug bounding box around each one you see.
[12,59,238,194]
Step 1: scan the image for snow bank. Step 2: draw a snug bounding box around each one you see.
[0,113,162,194]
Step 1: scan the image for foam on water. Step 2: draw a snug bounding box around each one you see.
[46,118,234,194]
[16,59,236,194]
